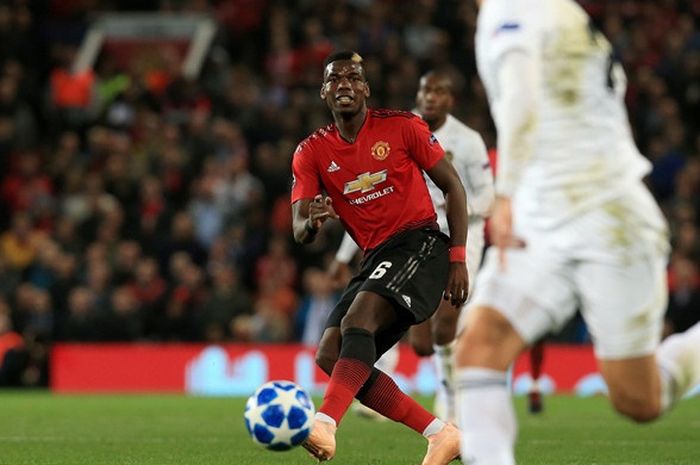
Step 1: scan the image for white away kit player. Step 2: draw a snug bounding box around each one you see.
[455,1,700,464]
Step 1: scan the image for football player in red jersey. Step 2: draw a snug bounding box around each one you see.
[291,51,469,464]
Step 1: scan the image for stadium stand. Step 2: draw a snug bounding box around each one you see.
[0,0,699,387]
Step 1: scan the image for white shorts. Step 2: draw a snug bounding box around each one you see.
[467,183,669,360]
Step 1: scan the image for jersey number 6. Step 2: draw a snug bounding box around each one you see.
[369,261,393,279]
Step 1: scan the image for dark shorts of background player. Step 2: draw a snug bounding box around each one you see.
[326,225,450,360]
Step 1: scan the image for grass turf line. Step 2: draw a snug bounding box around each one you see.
[0,393,699,464]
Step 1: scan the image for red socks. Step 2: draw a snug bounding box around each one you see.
[318,328,375,424]
[358,369,435,434]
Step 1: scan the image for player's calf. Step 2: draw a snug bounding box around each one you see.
[609,392,661,423]
[599,356,663,423]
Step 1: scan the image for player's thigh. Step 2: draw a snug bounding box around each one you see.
[341,290,399,333]
[598,355,662,422]
[466,241,578,347]
[455,305,528,370]
[573,253,667,360]
[361,228,450,324]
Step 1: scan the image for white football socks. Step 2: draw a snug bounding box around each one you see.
[456,367,516,465]
[433,342,456,421]
[657,321,700,412]
[422,418,446,438]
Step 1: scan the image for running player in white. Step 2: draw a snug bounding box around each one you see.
[330,70,495,422]
[456,1,700,463]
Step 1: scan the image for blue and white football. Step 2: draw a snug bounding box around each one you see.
[244,380,315,451]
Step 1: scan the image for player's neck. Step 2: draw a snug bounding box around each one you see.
[333,107,368,144]
[425,115,447,133]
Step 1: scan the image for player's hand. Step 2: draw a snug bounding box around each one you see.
[444,261,469,308]
[308,194,339,230]
[489,196,526,270]
[327,259,351,289]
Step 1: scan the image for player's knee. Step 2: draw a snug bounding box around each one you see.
[609,390,662,423]
[455,307,520,369]
[315,350,337,376]
[410,337,434,357]
[432,319,457,346]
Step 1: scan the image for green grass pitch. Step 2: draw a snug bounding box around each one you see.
[1,392,699,464]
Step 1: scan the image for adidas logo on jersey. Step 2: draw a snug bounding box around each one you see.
[402,294,412,307]
[327,161,340,172]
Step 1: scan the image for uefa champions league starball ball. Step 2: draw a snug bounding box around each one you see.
[244,380,315,451]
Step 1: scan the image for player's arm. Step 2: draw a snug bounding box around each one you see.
[292,196,337,244]
[487,49,538,260]
[426,157,469,306]
[492,49,539,197]
[426,158,468,250]
[290,142,337,244]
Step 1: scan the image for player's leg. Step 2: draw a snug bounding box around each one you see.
[357,228,460,465]
[455,238,575,465]
[316,324,423,430]
[596,325,700,422]
[455,306,526,465]
[318,290,398,422]
[436,227,484,422]
[430,299,459,421]
[576,256,700,423]
[527,340,545,413]
[408,314,458,421]
[356,324,448,438]
[353,342,400,420]
[409,319,434,356]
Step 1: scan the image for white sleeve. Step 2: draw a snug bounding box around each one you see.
[481,0,539,65]
[335,232,361,264]
[461,135,495,218]
[492,49,539,196]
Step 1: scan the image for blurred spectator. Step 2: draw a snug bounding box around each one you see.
[129,257,167,334]
[665,254,700,337]
[0,213,46,272]
[231,299,290,343]
[61,287,99,341]
[98,286,142,341]
[196,263,252,341]
[0,297,24,386]
[0,0,695,365]
[295,268,338,346]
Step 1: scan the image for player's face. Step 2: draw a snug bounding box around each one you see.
[320,61,370,116]
[416,75,454,124]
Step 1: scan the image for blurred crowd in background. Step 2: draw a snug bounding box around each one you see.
[0,0,699,387]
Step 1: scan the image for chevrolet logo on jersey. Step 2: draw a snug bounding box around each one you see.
[343,170,388,194]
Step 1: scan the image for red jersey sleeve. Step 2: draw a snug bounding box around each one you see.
[403,116,445,170]
[290,141,321,204]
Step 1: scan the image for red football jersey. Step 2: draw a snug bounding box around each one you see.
[291,109,445,250]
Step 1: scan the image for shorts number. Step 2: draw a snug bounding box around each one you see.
[369,261,392,280]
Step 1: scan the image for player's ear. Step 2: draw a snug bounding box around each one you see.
[320,83,327,100]
[364,81,370,98]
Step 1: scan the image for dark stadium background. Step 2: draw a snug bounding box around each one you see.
[0,0,699,392]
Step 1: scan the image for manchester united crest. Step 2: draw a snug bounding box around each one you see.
[371,141,391,161]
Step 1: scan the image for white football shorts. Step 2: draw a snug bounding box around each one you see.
[467,182,669,359]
